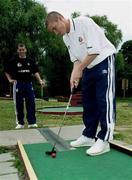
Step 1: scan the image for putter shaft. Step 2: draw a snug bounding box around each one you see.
[52,90,74,150]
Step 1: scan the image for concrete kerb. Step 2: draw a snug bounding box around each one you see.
[0,129,47,146]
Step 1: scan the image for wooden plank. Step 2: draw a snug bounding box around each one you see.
[110,141,132,156]
[17,140,38,180]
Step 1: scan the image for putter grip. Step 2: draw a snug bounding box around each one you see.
[71,87,75,94]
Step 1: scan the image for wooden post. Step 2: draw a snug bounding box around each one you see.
[122,79,128,98]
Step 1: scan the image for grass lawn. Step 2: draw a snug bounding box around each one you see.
[0,97,132,144]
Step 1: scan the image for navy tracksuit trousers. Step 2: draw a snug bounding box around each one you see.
[13,82,36,125]
[82,55,116,141]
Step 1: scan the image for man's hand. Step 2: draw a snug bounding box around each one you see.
[70,66,82,89]
[5,73,16,84]
[9,79,16,84]
[39,79,45,87]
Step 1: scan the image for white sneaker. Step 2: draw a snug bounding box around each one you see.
[28,124,38,128]
[86,138,110,156]
[15,124,24,129]
[70,135,95,147]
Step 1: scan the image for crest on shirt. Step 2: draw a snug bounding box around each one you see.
[27,63,30,66]
[17,63,22,67]
[78,36,83,42]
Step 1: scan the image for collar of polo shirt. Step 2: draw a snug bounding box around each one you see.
[67,19,75,35]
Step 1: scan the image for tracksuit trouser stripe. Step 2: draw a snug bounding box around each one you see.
[13,82,18,125]
[105,55,115,141]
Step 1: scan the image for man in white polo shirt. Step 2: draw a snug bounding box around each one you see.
[45,11,116,156]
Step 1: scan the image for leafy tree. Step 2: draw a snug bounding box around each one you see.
[115,52,125,76]
[71,11,81,18]
[121,40,132,65]
[116,41,132,96]
[44,33,72,96]
[0,0,47,60]
[120,41,132,79]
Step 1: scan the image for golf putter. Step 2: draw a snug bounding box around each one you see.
[45,87,75,158]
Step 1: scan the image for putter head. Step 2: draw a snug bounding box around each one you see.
[45,147,56,156]
[45,151,52,155]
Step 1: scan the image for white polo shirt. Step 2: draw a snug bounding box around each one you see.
[63,16,116,68]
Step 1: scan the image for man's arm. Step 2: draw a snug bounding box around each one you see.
[34,72,45,87]
[70,60,81,89]
[79,54,98,71]
[70,54,98,89]
[5,72,16,84]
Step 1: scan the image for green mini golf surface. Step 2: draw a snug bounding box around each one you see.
[37,106,83,115]
[24,143,132,180]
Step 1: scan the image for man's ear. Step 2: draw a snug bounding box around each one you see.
[58,16,63,21]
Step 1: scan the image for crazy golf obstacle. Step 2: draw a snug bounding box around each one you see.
[37,91,83,115]
[37,106,83,115]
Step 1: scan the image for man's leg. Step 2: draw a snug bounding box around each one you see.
[14,82,25,127]
[70,68,99,147]
[96,55,116,141]
[82,68,99,138]
[25,83,37,125]
[86,55,116,155]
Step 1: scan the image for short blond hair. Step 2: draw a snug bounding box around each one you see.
[45,11,64,28]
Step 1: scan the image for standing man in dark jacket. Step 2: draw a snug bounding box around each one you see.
[5,43,45,129]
